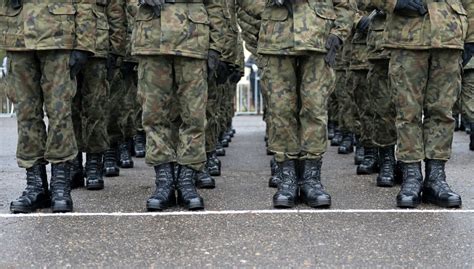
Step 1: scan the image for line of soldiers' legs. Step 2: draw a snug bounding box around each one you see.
[263,54,468,210]
[8,55,238,214]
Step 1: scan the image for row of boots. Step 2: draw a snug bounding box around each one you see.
[270,159,331,208]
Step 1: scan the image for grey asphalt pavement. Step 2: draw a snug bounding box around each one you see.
[0,116,473,268]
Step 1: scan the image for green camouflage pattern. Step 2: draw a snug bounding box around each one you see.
[132,1,225,59]
[371,0,471,50]
[390,49,462,162]
[72,58,110,153]
[261,53,335,162]
[370,59,397,147]
[0,0,97,53]
[137,56,207,171]
[6,51,78,168]
[236,0,265,56]
[93,0,127,58]
[349,9,369,70]
[352,69,374,147]
[124,0,139,62]
[462,69,474,122]
[257,0,356,55]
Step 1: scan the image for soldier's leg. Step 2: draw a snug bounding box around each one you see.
[390,49,429,208]
[335,69,354,154]
[80,58,110,190]
[462,69,474,150]
[421,49,462,208]
[7,51,50,213]
[353,70,378,175]
[128,62,146,158]
[40,50,77,213]
[298,53,334,208]
[370,59,397,187]
[261,55,299,208]
[71,72,84,188]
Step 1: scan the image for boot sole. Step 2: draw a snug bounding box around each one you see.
[120,163,134,169]
[181,200,205,210]
[196,182,216,189]
[209,171,221,177]
[10,199,51,214]
[147,201,175,212]
[397,199,421,208]
[52,204,73,213]
[306,199,331,208]
[422,196,462,208]
[273,199,295,208]
[104,167,120,177]
[86,183,104,190]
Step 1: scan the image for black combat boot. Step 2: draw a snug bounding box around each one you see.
[10,163,50,213]
[268,157,280,188]
[85,153,104,190]
[147,163,176,211]
[376,146,396,187]
[195,166,216,189]
[357,147,379,175]
[223,131,232,143]
[338,132,354,154]
[273,160,298,208]
[330,128,343,146]
[103,147,120,177]
[50,163,73,213]
[422,160,462,208]
[134,131,146,158]
[396,162,423,208]
[216,142,226,156]
[221,137,229,148]
[176,165,205,210]
[70,152,84,189]
[328,121,336,140]
[299,159,331,208]
[470,123,474,151]
[206,152,221,177]
[119,142,134,168]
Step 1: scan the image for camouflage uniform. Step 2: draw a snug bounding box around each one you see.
[132,1,224,171]
[73,0,126,154]
[258,1,355,162]
[1,0,96,168]
[372,0,473,162]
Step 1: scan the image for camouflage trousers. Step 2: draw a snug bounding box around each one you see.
[390,49,461,162]
[328,70,346,126]
[6,50,77,168]
[72,58,110,153]
[108,67,138,146]
[205,80,219,152]
[219,80,236,133]
[337,71,359,135]
[353,70,373,146]
[370,59,397,147]
[261,53,335,162]
[137,56,207,171]
[462,69,474,123]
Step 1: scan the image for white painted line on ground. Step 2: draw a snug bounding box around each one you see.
[0,209,473,218]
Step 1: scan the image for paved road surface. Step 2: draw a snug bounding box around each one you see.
[0,116,473,268]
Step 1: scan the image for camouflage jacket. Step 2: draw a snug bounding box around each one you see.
[236,0,265,56]
[257,0,356,56]
[366,13,389,60]
[131,0,225,59]
[465,58,474,70]
[370,0,473,50]
[94,0,127,58]
[0,0,96,53]
[124,0,138,62]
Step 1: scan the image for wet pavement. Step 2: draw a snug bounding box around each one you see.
[0,116,473,268]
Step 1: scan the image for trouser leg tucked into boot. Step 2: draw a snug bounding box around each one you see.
[176,165,204,210]
[103,147,120,177]
[299,159,331,208]
[396,162,423,208]
[50,162,73,213]
[330,127,343,146]
[357,147,379,175]
[147,163,176,211]
[423,160,462,208]
[85,153,104,190]
[10,163,50,213]
[273,160,298,208]
[376,145,396,187]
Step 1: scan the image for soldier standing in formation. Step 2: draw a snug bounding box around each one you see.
[1,0,96,213]
[132,0,225,211]
[71,0,127,190]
